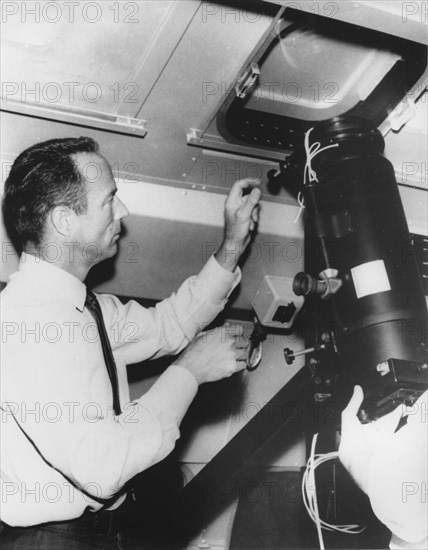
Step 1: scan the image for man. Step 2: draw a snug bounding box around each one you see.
[0,136,261,549]
[340,386,428,549]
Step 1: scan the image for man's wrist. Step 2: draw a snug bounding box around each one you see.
[214,240,245,272]
[169,363,200,388]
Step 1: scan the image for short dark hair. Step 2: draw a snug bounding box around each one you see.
[2,136,99,250]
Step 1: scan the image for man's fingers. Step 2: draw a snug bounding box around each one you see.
[202,327,220,337]
[249,206,260,232]
[251,205,260,223]
[234,338,249,349]
[236,348,250,361]
[343,385,364,419]
[240,187,262,219]
[235,359,247,372]
[224,323,244,338]
[227,178,261,205]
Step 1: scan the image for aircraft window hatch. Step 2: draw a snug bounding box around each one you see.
[188,8,427,163]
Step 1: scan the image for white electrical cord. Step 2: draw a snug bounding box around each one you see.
[303,127,339,186]
[293,191,306,224]
[302,433,366,550]
[293,128,339,224]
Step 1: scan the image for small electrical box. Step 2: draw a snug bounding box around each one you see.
[252,275,304,329]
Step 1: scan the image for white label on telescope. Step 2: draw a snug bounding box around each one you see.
[351,260,391,299]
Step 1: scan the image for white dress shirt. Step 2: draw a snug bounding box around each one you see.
[0,252,240,526]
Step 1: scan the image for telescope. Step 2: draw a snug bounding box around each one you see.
[284,115,427,421]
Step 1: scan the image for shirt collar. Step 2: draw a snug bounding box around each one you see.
[17,253,87,312]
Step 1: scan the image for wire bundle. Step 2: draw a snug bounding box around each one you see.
[294,127,339,224]
[302,433,366,550]
[303,127,339,186]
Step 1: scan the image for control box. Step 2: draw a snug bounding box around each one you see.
[252,275,304,329]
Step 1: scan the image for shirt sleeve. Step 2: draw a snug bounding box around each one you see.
[1,342,198,502]
[99,255,241,365]
[133,365,198,458]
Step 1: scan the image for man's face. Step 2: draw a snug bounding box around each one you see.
[71,152,128,264]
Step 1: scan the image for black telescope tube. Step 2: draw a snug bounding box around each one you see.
[298,116,427,419]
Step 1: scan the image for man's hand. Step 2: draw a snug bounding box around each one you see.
[174,323,249,385]
[215,178,262,272]
[339,385,403,494]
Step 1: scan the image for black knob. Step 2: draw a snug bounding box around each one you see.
[293,272,316,296]
[284,348,295,365]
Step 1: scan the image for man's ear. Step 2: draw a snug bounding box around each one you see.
[49,205,76,238]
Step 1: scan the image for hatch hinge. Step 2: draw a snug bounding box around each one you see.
[380,94,418,135]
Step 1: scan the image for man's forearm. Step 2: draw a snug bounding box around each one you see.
[214,240,244,272]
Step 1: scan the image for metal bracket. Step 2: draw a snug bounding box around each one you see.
[235,62,261,100]
[112,114,147,135]
[1,100,148,138]
[187,128,288,162]
[319,269,343,299]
